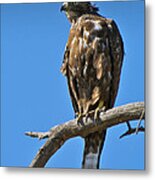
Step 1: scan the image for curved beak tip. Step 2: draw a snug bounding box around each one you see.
[60,6,64,12]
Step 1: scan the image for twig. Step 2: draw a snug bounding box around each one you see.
[25,131,51,140]
[136,109,145,134]
[119,126,145,139]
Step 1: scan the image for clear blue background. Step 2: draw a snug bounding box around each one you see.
[1,1,144,169]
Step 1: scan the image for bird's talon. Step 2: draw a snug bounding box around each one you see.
[94,108,100,121]
[76,114,82,122]
[76,113,85,125]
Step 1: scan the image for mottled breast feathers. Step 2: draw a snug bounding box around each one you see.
[61,14,124,116]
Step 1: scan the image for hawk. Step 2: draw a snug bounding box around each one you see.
[60,2,124,169]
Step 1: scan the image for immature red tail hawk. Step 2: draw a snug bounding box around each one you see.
[60,2,124,169]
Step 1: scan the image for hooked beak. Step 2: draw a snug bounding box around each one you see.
[60,4,66,12]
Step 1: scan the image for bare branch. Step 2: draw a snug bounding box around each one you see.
[25,131,51,140]
[25,102,145,167]
[119,126,145,139]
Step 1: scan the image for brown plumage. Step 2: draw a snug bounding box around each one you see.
[61,2,124,169]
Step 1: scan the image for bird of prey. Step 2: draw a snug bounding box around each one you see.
[60,2,124,169]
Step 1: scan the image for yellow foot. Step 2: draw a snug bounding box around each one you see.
[76,113,83,123]
[76,112,90,125]
[94,107,100,120]
[94,100,105,121]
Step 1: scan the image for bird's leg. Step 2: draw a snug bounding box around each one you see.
[94,100,105,121]
[76,111,87,126]
[76,112,83,122]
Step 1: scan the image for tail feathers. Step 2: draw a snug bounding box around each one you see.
[82,130,107,169]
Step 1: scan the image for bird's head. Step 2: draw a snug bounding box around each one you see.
[60,2,99,23]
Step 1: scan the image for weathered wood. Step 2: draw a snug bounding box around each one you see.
[25,102,145,167]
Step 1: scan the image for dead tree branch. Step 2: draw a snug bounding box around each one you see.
[25,101,145,167]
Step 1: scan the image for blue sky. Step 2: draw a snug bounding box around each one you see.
[1,1,144,169]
